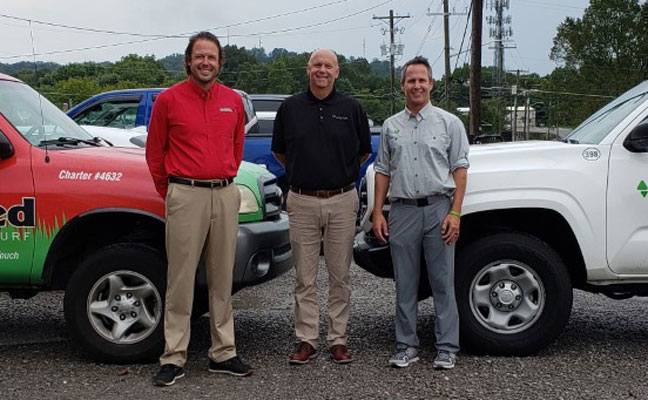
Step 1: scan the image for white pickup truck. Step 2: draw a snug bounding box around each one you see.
[354,80,648,356]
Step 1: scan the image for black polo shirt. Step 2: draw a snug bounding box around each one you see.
[271,87,371,190]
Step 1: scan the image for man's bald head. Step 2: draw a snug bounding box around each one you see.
[308,48,339,67]
[306,48,340,97]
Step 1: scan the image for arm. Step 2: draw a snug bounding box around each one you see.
[271,103,287,168]
[233,95,245,168]
[372,172,391,244]
[441,167,467,245]
[145,94,169,198]
[273,152,286,167]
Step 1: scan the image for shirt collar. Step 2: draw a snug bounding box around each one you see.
[306,86,337,104]
[187,77,220,99]
[405,102,433,121]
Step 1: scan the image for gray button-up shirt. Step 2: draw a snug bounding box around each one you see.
[375,102,469,200]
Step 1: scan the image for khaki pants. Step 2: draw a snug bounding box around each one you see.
[160,182,240,367]
[286,189,358,348]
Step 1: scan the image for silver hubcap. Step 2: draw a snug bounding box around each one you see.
[87,270,161,344]
[469,260,545,334]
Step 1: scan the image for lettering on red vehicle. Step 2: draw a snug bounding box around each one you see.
[0,198,35,228]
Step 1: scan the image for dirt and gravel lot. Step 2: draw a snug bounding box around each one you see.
[1,260,648,400]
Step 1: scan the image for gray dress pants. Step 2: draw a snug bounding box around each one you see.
[388,196,460,353]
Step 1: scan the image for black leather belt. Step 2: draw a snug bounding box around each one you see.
[394,196,444,207]
[169,176,233,188]
[290,184,355,199]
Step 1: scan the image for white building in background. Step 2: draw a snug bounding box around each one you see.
[506,106,536,129]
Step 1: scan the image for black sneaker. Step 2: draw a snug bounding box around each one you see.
[208,356,252,377]
[152,364,185,386]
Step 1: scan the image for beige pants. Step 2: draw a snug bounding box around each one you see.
[286,189,358,348]
[160,182,240,367]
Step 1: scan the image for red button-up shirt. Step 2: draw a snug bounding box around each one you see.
[146,79,245,197]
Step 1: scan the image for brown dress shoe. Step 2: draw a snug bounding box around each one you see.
[330,344,353,364]
[289,342,317,365]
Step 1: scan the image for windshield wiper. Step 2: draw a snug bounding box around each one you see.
[564,138,580,144]
[39,136,102,147]
[93,136,113,147]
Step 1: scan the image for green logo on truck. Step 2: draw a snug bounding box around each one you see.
[638,180,648,198]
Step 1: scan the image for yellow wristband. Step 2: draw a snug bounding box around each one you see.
[448,210,461,218]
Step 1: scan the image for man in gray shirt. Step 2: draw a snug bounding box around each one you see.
[372,56,469,369]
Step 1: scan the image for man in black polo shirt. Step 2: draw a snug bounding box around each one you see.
[272,48,371,365]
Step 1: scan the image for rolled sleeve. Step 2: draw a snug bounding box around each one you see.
[448,118,470,171]
[374,124,391,176]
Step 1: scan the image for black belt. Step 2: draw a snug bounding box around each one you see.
[290,184,355,199]
[393,195,444,207]
[169,176,234,188]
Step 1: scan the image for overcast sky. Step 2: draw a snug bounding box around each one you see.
[0,0,590,76]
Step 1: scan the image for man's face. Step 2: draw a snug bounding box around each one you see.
[187,39,220,86]
[401,64,433,109]
[307,50,340,90]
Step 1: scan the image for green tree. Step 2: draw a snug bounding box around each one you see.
[267,57,294,94]
[109,54,167,87]
[550,0,647,118]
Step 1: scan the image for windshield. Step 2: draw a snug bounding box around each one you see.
[0,80,94,146]
[566,81,648,144]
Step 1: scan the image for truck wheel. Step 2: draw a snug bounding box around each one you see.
[456,232,572,356]
[64,244,166,363]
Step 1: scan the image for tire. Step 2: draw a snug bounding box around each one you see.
[64,243,166,363]
[456,232,572,356]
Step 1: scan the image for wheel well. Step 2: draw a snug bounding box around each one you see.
[44,211,165,290]
[458,208,586,288]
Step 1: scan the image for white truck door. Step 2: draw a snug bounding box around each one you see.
[607,109,648,274]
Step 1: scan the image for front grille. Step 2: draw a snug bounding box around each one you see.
[258,174,282,219]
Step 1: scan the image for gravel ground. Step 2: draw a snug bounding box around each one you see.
[1,260,648,400]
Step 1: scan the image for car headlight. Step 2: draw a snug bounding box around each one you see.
[237,184,260,214]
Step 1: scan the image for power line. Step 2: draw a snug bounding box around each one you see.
[1,0,392,60]
[0,0,354,38]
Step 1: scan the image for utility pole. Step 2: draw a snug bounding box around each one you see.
[487,0,514,134]
[508,68,527,141]
[469,0,483,138]
[374,10,410,114]
[428,3,467,108]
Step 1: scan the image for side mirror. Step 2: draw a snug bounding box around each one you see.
[624,122,648,153]
[0,131,15,160]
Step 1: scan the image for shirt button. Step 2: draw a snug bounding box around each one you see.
[414,141,417,144]
[320,116,323,120]
[414,157,417,161]
[319,107,322,111]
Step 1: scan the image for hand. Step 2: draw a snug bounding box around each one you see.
[372,212,389,244]
[441,213,460,245]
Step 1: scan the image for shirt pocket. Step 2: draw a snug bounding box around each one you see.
[211,108,238,138]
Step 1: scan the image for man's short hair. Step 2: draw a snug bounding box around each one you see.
[401,56,433,84]
[184,31,224,75]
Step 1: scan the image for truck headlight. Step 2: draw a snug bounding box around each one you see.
[237,184,260,214]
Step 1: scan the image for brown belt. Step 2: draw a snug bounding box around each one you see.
[290,184,355,199]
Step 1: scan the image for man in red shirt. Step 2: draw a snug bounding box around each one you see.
[146,31,251,386]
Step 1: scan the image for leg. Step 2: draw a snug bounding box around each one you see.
[388,203,424,350]
[205,184,241,362]
[422,198,460,354]
[160,183,210,367]
[322,190,358,347]
[287,191,324,348]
